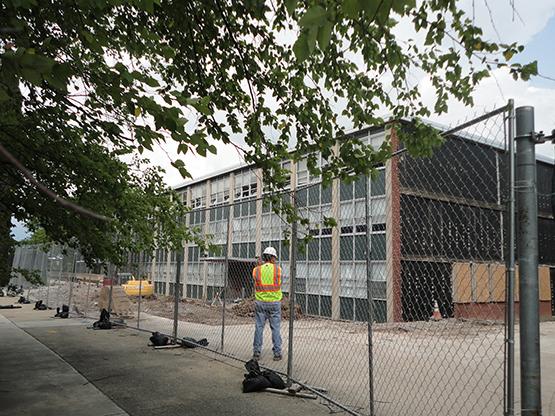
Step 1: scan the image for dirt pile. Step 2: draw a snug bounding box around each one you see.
[231,297,302,320]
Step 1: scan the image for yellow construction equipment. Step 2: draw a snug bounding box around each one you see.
[119,274,154,297]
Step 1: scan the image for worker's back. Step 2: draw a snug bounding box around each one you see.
[252,262,282,302]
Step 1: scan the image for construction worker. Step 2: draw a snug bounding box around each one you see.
[252,246,282,361]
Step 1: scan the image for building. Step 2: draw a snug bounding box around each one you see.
[132,121,555,322]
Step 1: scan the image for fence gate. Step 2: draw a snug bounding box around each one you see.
[370,105,513,416]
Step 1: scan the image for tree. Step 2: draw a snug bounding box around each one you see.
[0,0,536,285]
[18,227,48,245]
[11,267,42,286]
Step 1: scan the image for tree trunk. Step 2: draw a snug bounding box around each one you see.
[0,17,25,286]
[0,206,14,286]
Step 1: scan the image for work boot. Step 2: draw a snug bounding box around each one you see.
[273,354,282,361]
[252,352,261,361]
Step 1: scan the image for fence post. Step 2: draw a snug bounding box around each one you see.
[287,193,297,385]
[172,250,181,343]
[515,105,542,416]
[221,207,232,351]
[505,99,516,416]
[365,174,375,416]
[85,276,91,317]
[108,265,115,316]
[55,256,62,308]
[137,275,142,329]
[46,266,50,308]
[67,250,76,316]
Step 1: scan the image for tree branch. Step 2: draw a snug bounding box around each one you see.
[0,141,111,222]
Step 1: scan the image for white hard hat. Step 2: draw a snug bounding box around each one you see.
[263,246,278,258]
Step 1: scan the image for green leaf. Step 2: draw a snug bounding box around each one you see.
[307,27,318,54]
[161,45,176,60]
[285,0,297,15]
[299,5,327,27]
[44,73,66,91]
[20,68,42,86]
[144,76,160,88]
[323,216,337,227]
[317,21,333,50]
[192,99,212,116]
[293,33,309,62]
[503,50,514,61]
[520,60,538,81]
[392,0,415,14]
[177,143,189,154]
[20,53,55,72]
[0,87,10,102]
[134,107,142,117]
[370,0,392,22]
[343,0,361,18]
[11,0,37,9]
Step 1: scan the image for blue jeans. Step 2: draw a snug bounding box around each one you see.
[253,301,282,356]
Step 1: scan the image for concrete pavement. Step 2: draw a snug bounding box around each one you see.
[0,297,332,416]
[0,301,127,416]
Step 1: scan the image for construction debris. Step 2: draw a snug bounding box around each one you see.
[231,297,302,320]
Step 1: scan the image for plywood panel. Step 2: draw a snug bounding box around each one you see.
[539,266,551,301]
[514,265,550,301]
[490,264,506,302]
[453,262,472,303]
[473,263,490,303]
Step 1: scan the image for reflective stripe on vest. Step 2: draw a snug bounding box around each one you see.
[252,263,281,293]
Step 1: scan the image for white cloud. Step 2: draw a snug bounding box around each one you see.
[146,139,246,187]
[417,67,555,161]
[458,0,555,44]
[144,2,555,186]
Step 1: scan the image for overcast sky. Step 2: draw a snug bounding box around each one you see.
[12,1,555,240]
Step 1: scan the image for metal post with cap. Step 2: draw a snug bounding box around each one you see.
[514,106,554,416]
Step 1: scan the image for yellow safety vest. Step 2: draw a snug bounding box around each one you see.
[252,262,283,302]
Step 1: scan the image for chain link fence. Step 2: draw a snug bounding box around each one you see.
[10,244,104,317]
[10,104,555,415]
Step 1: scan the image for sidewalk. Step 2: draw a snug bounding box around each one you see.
[0,297,331,416]
[0,298,127,416]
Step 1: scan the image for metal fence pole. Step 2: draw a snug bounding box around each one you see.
[505,99,516,416]
[365,174,375,416]
[108,265,115,316]
[221,209,232,351]
[137,275,142,329]
[287,194,297,385]
[46,256,51,308]
[68,251,76,315]
[172,250,181,343]
[85,276,91,317]
[515,105,542,416]
[56,257,62,308]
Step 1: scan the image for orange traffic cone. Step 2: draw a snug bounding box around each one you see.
[431,300,442,321]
